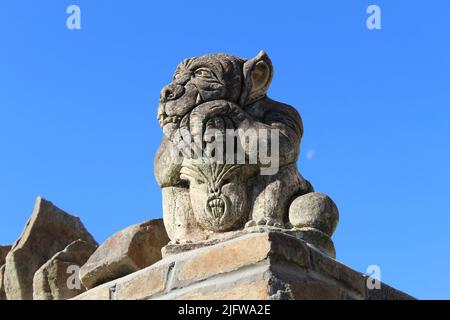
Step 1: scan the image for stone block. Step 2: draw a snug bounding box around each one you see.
[4,197,96,300]
[79,219,169,289]
[175,233,271,284]
[0,246,11,266]
[33,240,98,300]
[0,265,6,300]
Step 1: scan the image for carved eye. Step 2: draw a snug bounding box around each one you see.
[221,178,232,186]
[194,68,214,79]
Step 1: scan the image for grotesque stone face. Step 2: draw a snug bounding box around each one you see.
[157,54,245,139]
[154,51,338,257]
[180,160,251,232]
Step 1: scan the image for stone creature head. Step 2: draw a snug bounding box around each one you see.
[180,158,256,232]
[157,51,274,139]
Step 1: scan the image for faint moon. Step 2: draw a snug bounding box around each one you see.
[306,149,315,160]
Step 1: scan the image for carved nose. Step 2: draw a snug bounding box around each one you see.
[208,185,221,196]
[160,84,184,102]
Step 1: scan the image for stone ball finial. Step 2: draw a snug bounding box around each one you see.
[288,192,339,237]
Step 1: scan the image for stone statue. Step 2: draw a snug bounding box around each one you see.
[154,51,339,257]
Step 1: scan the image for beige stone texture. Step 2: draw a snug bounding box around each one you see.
[79,219,169,290]
[33,240,97,300]
[4,197,96,300]
[73,230,414,300]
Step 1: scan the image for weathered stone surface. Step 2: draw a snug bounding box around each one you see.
[279,271,357,300]
[73,230,414,300]
[287,193,339,257]
[285,228,336,258]
[79,219,169,290]
[71,282,112,300]
[175,233,272,284]
[0,246,10,299]
[309,246,366,296]
[114,263,168,300]
[168,265,271,300]
[154,51,339,254]
[73,258,173,300]
[176,281,269,300]
[289,192,339,236]
[33,240,97,300]
[366,283,415,300]
[4,197,96,300]
[161,186,207,243]
[0,265,6,300]
[0,246,12,266]
[181,161,255,233]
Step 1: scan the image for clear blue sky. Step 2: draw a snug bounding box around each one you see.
[1,1,449,299]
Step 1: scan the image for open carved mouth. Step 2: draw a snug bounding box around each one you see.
[158,93,203,128]
[207,197,226,219]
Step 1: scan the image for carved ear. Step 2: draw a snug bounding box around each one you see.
[239,51,274,106]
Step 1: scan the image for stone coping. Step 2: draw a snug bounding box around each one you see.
[73,230,414,300]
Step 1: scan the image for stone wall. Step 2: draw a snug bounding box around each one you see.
[73,230,414,300]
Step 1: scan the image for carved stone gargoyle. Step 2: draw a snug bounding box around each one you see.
[154,51,339,257]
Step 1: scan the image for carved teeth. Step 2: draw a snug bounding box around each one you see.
[208,199,224,208]
[196,93,202,105]
[210,206,224,218]
[208,198,225,218]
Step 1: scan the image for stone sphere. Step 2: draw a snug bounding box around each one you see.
[288,192,339,236]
